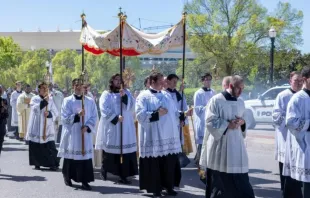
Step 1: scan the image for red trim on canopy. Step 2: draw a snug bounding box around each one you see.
[83,44,142,57]
[83,45,104,55]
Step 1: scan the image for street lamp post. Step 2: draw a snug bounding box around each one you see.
[269,27,276,86]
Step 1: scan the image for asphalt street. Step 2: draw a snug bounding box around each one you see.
[0,124,280,198]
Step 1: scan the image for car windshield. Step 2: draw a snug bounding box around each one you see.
[262,88,288,100]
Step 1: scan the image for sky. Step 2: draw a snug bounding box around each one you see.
[0,0,309,53]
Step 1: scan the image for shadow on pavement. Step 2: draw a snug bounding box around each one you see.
[249,169,273,174]
[3,142,23,145]
[93,171,140,187]
[179,166,205,190]
[2,147,27,152]
[253,187,281,198]
[250,175,281,198]
[0,174,46,182]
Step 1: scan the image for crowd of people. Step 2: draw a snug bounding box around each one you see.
[1,66,310,198]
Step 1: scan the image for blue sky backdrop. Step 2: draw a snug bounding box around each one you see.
[0,0,309,52]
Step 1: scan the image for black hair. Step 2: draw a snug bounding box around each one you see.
[149,72,164,85]
[301,66,310,79]
[201,73,212,81]
[144,76,150,87]
[167,74,179,81]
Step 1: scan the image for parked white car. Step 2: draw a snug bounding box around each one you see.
[244,85,290,129]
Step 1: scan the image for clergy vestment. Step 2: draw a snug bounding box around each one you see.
[166,88,193,155]
[0,97,9,154]
[199,91,254,198]
[286,89,310,197]
[95,89,138,179]
[273,88,303,197]
[10,90,23,127]
[25,95,60,168]
[136,89,182,194]
[58,94,97,183]
[50,89,64,143]
[193,87,215,165]
[16,92,35,139]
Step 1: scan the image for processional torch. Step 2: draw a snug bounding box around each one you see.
[43,63,52,141]
[80,13,89,156]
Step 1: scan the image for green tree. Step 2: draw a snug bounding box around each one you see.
[52,49,78,91]
[0,37,23,87]
[17,49,50,87]
[185,0,303,76]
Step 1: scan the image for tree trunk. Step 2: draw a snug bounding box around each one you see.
[225,62,233,76]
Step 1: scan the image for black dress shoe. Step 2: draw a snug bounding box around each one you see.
[153,192,162,197]
[166,189,178,196]
[34,166,40,170]
[119,177,131,184]
[100,170,107,181]
[81,182,92,191]
[64,178,72,187]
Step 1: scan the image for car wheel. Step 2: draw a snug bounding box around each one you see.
[246,109,256,129]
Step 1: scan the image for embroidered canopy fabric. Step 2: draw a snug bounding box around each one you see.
[80,20,184,56]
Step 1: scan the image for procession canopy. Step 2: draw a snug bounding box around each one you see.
[80,18,184,56]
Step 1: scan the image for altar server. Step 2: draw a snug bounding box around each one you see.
[273,71,303,197]
[95,74,138,184]
[193,73,216,165]
[58,79,97,190]
[286,66,310,198]
[136,71,192,197]
[10,81,23,139]
[26,82,59,170]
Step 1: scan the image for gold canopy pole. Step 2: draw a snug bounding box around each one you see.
[80,13,88,156]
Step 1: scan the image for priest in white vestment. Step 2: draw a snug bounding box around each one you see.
[286,66,310,198]
[26,82,59,171]
[136,72,192,197]
[193,73,216,166]
[58,79,97,191]
[273,71,303,197]
[199,75,254,198]
[10,81,23,139]
[16,84,35,141]
[95,74,138,184]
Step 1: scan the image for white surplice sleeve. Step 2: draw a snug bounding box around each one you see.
[135,95,154,125]
[273,94,286,127]
[194,91,205,117]
[286,97,310,135]
[49,100,59,122]
[100,91,117,122]
[30,97,43,116]
[84,100,98,133]
[61,99,76,126]
[205,97,229,141]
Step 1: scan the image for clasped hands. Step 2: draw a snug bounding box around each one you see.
[228,116,245,129]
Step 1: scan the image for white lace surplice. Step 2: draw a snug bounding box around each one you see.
[193,88,216,144]
[272,89,294,163]
[286,90,310,182]
[26,95,58,143]
[95,90,136,154]
[200,93,249,173]
[135,90,182,158]
[58,95,98,160]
